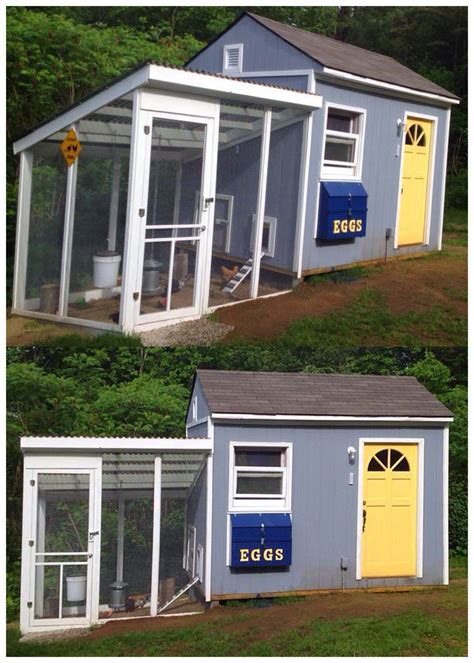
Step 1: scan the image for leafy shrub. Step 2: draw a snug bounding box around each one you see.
[446,168,467,209]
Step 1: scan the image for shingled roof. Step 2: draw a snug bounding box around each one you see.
[196,370,453,418]
[216,12,458,100]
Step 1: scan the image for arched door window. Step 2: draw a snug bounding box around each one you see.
[405,123,426,147]
[367,448,410,472]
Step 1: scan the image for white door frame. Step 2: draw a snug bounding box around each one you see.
[393,111,438,249]
[20,455,102,634]
[120,90,219,331]
[355,438,424,581]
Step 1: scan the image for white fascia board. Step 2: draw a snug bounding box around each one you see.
[20,437,213,453]
[211,413,453,424]
[321,67,460,106]
[148,64,322,111]
[13,66,151,154]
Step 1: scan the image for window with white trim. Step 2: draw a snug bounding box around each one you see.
[230,443,291,510]
[250,214,277,258]
[223,44,243,74]
[322,106,365,178]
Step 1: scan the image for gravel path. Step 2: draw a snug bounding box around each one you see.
[140,318,234,346]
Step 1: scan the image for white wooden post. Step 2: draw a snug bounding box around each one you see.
[250,108,272,299]
[150,455,162,616]
[116,492,125,582]
[107,155,122,252]
[89,461,102,624]
[20,467,34,633]
[58,134,78,316]
[34,497,46,618]
[293,112,313,277]
[205,447,213,602]
[12,150,33,311]
[119,90,149,333]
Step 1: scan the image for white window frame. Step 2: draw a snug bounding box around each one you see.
[185,524,197,576]
[223,43,243,74]
[228,441,292,512]
[250,214,277,258]
[320,102,367,180]
[194,192,233,253]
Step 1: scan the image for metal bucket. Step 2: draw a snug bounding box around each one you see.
[142,259,162,295]
[109,580,129,610]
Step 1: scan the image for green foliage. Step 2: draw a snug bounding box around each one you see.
[446,169,468,209]
[405,350,452,393]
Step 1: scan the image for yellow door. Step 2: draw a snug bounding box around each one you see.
[362,444,418,578]
[397,118,432,246]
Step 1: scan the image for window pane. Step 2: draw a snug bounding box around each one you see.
[324,138,355,163]
[235,449,282,467]
[327,112,352,133]
[236,472,282,494]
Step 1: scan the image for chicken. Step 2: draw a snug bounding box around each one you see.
[220,265,239,281]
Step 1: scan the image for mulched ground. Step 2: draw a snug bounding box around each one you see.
[215,247,467,342]
[83,580,465,643]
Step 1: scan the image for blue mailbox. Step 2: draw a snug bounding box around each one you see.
[317,181,368,240]
[231,513,292,567]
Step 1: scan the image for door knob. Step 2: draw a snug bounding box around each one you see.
[362,509,367,533]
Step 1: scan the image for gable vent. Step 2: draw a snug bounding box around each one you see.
[223,44,243,73]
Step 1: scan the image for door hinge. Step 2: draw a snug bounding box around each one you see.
[133,292,140,301]
[29,540,34,547]
[139,208,145,217]
[27,601,32,609]
[144,125,150,135]
[30,479,35,486]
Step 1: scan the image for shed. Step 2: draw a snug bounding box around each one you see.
[11,13,459,335]
[19,370,452,633]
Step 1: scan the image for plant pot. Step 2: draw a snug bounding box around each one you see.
[93,251,121,288]
[66,575,87,602]
[109,580,129,610]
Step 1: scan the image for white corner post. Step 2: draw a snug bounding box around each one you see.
[107,155,122,252]
[58,136,79,316]
[150,455,162,616]
[250,108,272,299]
[20,465,34,633]
[12,150,33,311]
[443,425,449,585]
[116,491,125,583]
[119,90,147,334]
[438,107,452,251]
[205,419,214,602]
[293,111,313,277]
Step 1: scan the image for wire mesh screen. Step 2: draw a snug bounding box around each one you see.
[100,454,155,618]
[25,138,68,311]
[158,453,207,613]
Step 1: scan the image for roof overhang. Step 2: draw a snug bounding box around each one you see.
[13,63,322,155]
[319,67,460,106]
[21,436,213,454]
[211,413,453,424]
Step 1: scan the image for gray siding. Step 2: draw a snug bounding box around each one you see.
[211,423,444,597]
[188,15,315,74]
[239,75,310,90]
[186,465,208,592]
[186,377,210,428]
[303,80,449,271]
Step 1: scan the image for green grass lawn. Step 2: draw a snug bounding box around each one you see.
[7,557,467,657]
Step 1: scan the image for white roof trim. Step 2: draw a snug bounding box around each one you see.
[321,66,460,106]
[21,436,213,453]
[211,413,453,423]
[13,63,322,154]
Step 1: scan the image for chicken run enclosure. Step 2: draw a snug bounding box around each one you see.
[21,440,212,632]
[12,63,320,334]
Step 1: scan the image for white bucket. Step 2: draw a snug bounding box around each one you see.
[66,575,87,602]
[93,252,121,288]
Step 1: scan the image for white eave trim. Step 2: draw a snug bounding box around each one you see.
[321,66,460,106]
[21,436,213,453]
[211,413,453,423]
[14,63,322,154]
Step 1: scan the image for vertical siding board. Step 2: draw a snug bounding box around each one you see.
[211,423,445,597]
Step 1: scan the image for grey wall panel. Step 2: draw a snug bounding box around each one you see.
[186,377,210,427]
[240,75,310,90]
[188,15,315,74]
[187,422,208,439]
[303,81,449,271]
[211,423,445,596]
[186,465,208,589]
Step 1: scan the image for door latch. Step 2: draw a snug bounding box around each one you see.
[89,531,99,541]
[202,197,214,211]
[362,509,367,533]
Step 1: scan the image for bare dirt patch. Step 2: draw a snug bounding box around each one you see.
[85,580,466,643]
[215,249,467,342]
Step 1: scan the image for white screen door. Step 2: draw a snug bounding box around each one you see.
[26,466,100,629]
[135,108,217,325]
